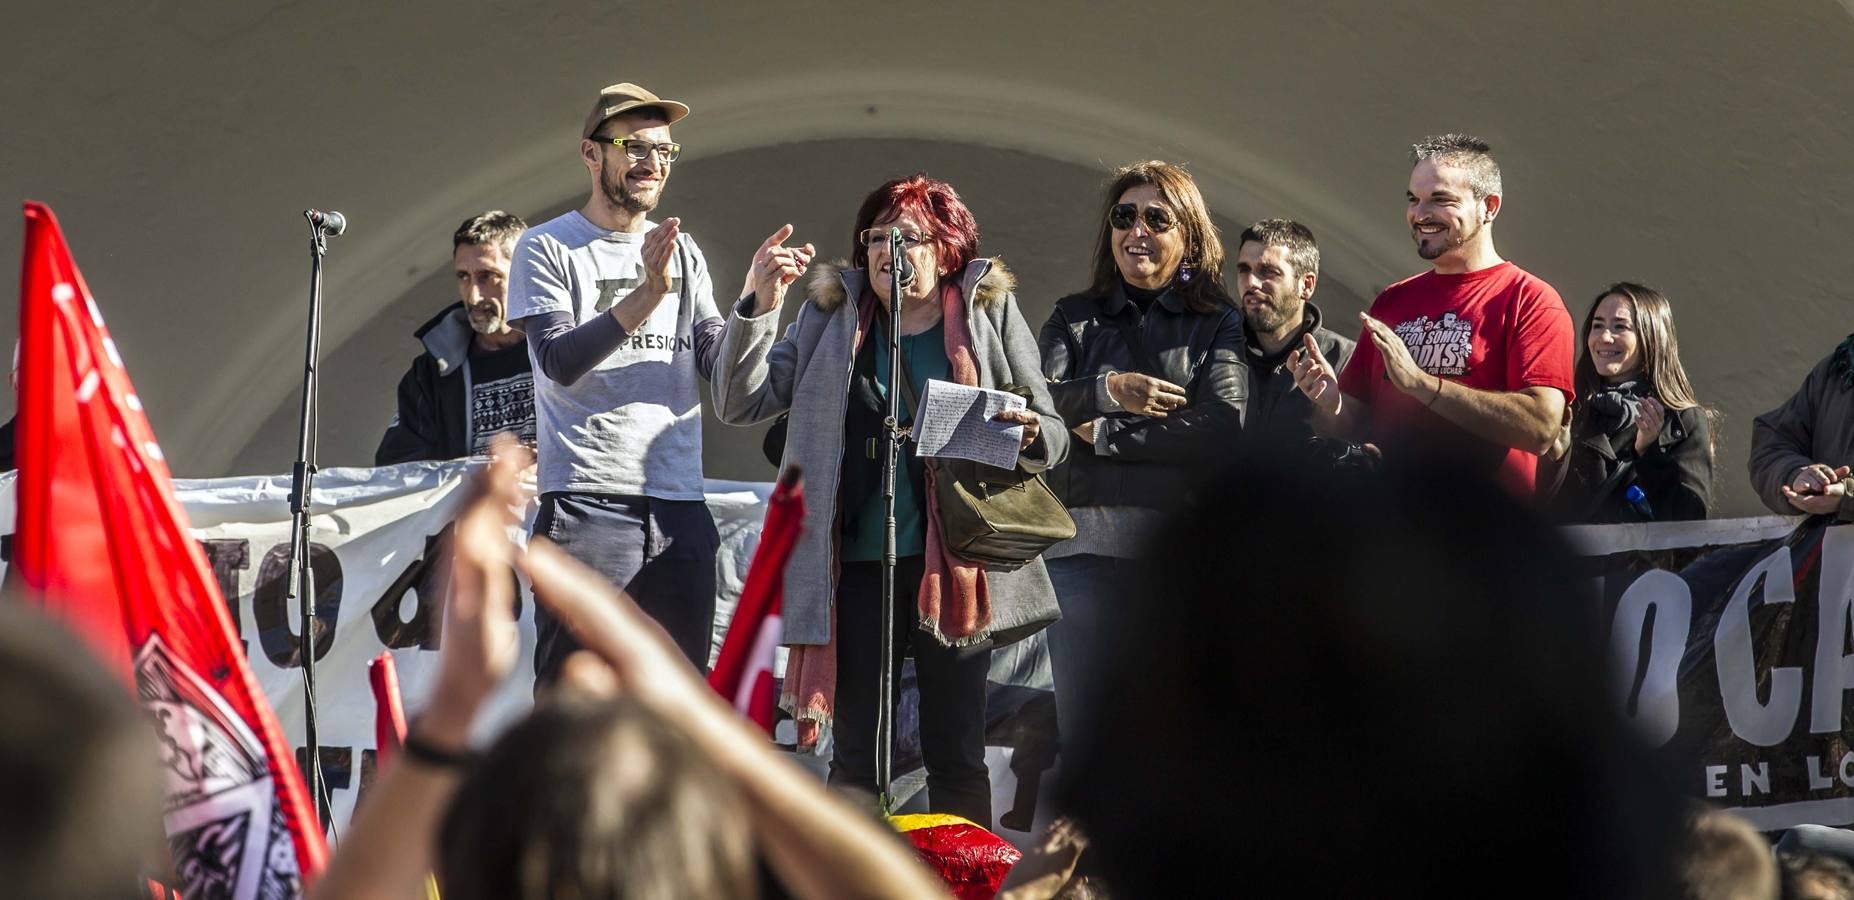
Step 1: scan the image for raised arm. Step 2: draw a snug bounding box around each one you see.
[1357,311,1566,454]
[308,446,528,900]
[507,221,687,387]
[1292,331,1369,442]
[712,226,816,425]
[521,533,946,900]
[521,309,627,387]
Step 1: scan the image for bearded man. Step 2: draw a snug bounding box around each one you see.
[1287,134,1575,499]
[376,210,535,464]
[505,82,726,680]
[1233,218,1354,446]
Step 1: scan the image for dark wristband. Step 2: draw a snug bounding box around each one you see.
[402,730,476,769]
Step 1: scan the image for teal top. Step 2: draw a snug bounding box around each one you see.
[842,320,950,562]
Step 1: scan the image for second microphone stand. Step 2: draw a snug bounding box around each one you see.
[284,212,334,830]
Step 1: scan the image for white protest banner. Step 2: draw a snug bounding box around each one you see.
[0,462,772,833]
[3,462,1843,836]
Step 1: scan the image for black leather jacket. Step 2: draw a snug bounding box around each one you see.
[1038,283,1248,510]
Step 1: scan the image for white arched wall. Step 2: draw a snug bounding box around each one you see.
[14,0,1847,516]
[213,74,1407,477]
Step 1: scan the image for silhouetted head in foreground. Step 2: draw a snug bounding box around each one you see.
[438,695,755,900]
[1678,807,1777,900]
[0,604,162,900]
[1063,452,1684,897]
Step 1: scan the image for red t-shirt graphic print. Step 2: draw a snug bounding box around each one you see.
[1337,261,1575,497]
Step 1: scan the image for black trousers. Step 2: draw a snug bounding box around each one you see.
[530,492,719,688]
[831,556,993,828]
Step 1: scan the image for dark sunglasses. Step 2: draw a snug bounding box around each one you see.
[1108,203,1178,233]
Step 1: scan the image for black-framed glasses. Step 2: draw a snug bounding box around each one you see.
[858,228,927,249]
[1108,203,1178,233]
[591,136,682,162]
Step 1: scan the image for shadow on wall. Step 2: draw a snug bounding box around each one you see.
[226,138,1367,482]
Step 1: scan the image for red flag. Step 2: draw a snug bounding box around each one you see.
[708,466,804,730]
[14,202,328,896]
[369,652,409,768]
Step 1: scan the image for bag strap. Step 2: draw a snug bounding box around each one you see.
[871,308,923,426]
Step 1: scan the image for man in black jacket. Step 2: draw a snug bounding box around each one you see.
[376,211,536,464]
[1234,219,1355,447]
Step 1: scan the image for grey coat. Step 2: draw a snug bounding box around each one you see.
[713,258,1068,647]
[1749,338,1854,516]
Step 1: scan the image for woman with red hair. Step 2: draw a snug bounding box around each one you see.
[715,175,1067,827]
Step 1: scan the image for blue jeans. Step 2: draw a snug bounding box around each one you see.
[530,492,719,687]
[1044,553,1132,755]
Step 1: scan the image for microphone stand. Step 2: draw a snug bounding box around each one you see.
[285,212,332,831]
[874,227,908,813]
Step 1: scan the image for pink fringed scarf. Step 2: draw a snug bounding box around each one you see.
[783,279,993,749]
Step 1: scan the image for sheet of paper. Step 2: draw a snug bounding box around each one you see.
[909,378,1026,469]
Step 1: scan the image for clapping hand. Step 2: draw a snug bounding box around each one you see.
[1286,333,1342,415]
[1632,397,1665,456]
[640,218,682,295]
[1358,312,1429,396]
[1784,464,1852,516]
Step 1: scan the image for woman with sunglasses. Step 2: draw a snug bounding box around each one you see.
[1036,160,1248,744]
[713,174,1067,828]
[1551,282,1713,522]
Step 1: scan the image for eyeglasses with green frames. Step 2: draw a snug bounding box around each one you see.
[590,136,682,162]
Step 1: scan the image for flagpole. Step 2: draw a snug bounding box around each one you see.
[285,211,338,830]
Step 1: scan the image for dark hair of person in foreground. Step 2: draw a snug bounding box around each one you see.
[1060,450,1686,897]
[438,694,756,900]
[0,603,162,900]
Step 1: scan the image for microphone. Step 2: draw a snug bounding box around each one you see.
[304,209,347,236]
[888,227,915,287]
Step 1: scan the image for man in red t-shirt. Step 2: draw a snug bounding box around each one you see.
[1286,133,1575,497]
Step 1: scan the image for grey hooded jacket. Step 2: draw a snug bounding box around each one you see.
[713,258,1068,647]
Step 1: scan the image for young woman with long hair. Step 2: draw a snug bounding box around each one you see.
[1554,282,1713,522]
